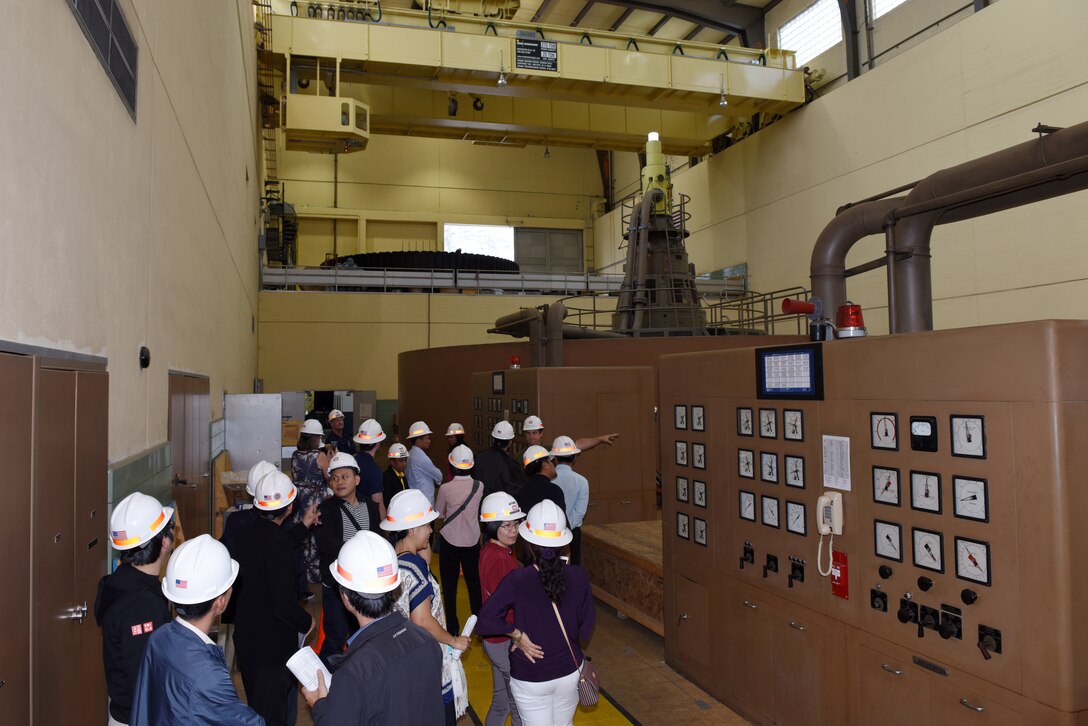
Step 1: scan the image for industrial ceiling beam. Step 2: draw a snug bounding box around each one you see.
[571,1,595,26]
[609,7,634,31]
[531,0,556,23]
[595,0,759,37]
[836,0,861,80]
[683,24,704,41]
[648,14,670,36]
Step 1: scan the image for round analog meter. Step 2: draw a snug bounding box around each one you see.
[910,471,941,513]
[951,415,986,458]
[784,410,804,441]
[737,408,754,436]
[873,467,900,506]
[759,409,777,438]
[786,501,806,535]
[955,537,991,586]
[738,449,755,479]
[761,496,780,528]
[953,476,989,521]
[912,528,944,573]
[785,455,805,488]
[760,452,779,483]
[871,412,898,450]
[739,490,756,521]
[874,520,902,562]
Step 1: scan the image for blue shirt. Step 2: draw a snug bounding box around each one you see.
[354,450,384,499]
[406,446,442,505]
[553,464,589,528]
[346,613,391,646]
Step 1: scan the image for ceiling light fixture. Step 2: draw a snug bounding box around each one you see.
[719,74,728,107]
[543,146,551,159]
[498,51,508,86]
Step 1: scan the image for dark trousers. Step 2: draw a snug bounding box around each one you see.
[319,584,352,666]
[438,538,481,636]
[239,660,298,726]
[571,526,582,565]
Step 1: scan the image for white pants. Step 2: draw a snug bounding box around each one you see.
[510,669,580,726]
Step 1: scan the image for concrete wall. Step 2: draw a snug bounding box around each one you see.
[596,0,1088,334]
[0,0,260,460]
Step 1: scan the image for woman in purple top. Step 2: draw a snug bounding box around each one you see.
[476,499,596,726]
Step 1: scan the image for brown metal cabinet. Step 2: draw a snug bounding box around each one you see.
[0,353,33,724]
[773,608,830,726]
[930,681,1021,725]
[726,584,776,722]
[673,575,712,669]
[856,644,930,726]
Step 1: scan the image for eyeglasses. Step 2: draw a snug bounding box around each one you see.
[498,522,519,531]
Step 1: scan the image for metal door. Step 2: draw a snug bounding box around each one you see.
[0,353,33,724]
[32,366,78,724]
[170,374,211,538]
[74,370,109,721]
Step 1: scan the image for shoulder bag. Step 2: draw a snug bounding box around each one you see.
[551,600,600,706]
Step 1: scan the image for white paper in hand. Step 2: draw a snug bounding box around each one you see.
[461,614,477,638]
[286,646,333,692]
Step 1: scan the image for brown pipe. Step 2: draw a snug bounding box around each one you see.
[892,121,1088,332]
[810,197,905,315]
[545,302,566,367]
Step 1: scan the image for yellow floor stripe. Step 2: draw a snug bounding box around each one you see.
[436,558,632,724]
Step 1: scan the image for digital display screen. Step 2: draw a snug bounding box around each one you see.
[755,343,824,400]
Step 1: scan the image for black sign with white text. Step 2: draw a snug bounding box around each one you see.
[515,39,558,72]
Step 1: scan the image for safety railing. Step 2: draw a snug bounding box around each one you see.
[707,287,811,336]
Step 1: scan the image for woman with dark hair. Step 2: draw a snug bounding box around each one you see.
[477,499,595,726]
[292,418,330,586]
[381,489,471,726]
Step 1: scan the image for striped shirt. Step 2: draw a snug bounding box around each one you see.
[340,500,371,542]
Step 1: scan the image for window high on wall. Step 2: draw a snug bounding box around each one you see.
[777,0,843,66]
[872,0,911,19]
[444,224,515,261]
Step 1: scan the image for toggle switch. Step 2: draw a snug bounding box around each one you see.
[977,625,1002,660]
[739,543,755,570]
[918,605,939,639]
[897,598,919,626]
[788,561,805,588]
[763,554,779,579]
[870,589,888,612]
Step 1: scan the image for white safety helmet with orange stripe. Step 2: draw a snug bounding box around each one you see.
[380,488,440,531]
[110,492,175,550]
[445,422,465,437]
[387,443,409,460]
[253,470,297,512]
[300,418,324,436]
[519,499,573,547]
[491,421,515,441]
[161,534,239,604]
[407,421,433,440]
[522,445,552,468]
[330,530,401,594]
[448,444,474,471]
[550,436,581,458]
[353,418,387,445]
[522,415,544,432]
[245,460,278,497]
[479,492,525,523]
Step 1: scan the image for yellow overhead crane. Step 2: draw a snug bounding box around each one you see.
[268,3,805,155]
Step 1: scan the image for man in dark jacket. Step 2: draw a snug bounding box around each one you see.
[515,445,567,516]
[474,421,525,498]
[303,531,443,724]
[95,492,175,726]
[352,418,389,521]
[382,442,410,510]
[232,471,314,726]
[315,452,380,665]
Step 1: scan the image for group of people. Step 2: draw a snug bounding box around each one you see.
[95,411,616,726]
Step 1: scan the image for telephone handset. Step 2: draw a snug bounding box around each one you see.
[817,492,843,535]
[816,492,843,576]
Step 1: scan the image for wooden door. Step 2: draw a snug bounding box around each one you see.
[856,643,930,726]
[726,585,776,722]
[0,353,33,724]
[32,366,78,725]
[169,374,211,538]
[774,607,829,726]
[74,370,109,720]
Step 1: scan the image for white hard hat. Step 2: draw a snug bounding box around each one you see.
[328,409,345,421]
[329,451,360,472]
[523,415,544,432]
[550,436,581,457]
[387,443,409,460]
[380,489,440,531]
[480,492,525,522]
[448,444,474,471]
[491,420,515,441]
[407,421,433,439]
[245,460,277,497]
[522,445,552,467]
[519,499,573,547]
[301,419,324,436]
[161,534,239,604]
[353,418,387,445]
[253,470,297,512]
[445,422,465,436]
[330,531,401,594]
[110,492,174,550]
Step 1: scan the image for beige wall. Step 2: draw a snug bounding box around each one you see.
[257,291,615,398]
[596,0,1088,334]
[0,0,260,460]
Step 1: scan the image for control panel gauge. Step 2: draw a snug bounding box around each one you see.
[912,528,945,573]
[785,455,805,488]
[692,443,706,470]
[873,466,901,507]
[739,490,756,521]
[691,405,705,432]
[760,452,779,483]
[693,480,706,508]
[674,405,687,430]
[874,520,903,562]
[675,441,688,467]
[951,415,986,458]
[871,412,899,450]
[783,409,804,441]
[910,471,942,513]
[761,496,780,528]
[759,408,777,438]
[909,415,939,452]
[676,476,689,503]
[738,449,755,479]
[677,512,690,539]
[955,536,991,586]
[786,501,806,535]
[693,518,708,546]
[953,476,989,522]
[737,407,754,437]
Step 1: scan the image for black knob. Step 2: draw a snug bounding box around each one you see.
[961,588,979,605]
[878,565,893,579]
[917,576,933,591]
[977,634,996,661]
[938,618,959,640]
[897,604,914,624]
